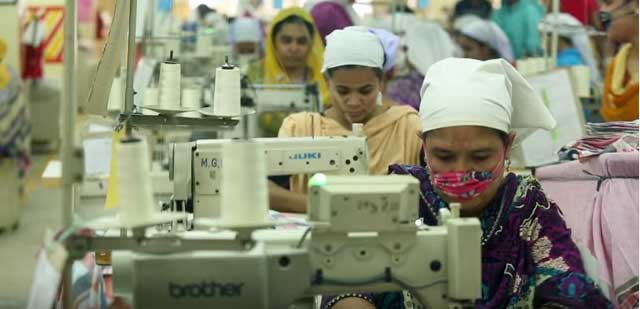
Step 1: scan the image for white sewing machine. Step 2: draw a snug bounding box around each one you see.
[170,135,369,220]
[220,83,321,138]
[107,175,481,308]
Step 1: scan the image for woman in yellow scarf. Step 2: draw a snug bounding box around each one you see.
[245,7,329,136]
[599,0,638,121]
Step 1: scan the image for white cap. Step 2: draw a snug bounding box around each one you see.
[322,26,384,73]
[419,58,556,144]
[405,21,457,75]
[231,17,261,43]
[460,19,514,62]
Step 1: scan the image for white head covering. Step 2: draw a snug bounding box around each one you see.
[453,14,483,32]
[460,19,515,62]
[322,26,384,73]
[539,13,602,86]
[419,58,556,143]
[230,17,262,43]
[404,21,457,75]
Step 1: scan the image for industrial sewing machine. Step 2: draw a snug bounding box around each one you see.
[169,135,369,221]
[102,174,481,308]
[220,83,321,138]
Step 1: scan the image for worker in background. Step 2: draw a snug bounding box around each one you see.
[244,7,329,137]
[309,1,354,45]
[304,0,361,26]
[387,21,458,110]
[229,17,263,73]
[322,58,613,309]
[456,17,515,62]
[269,26,423,213]
[539,13,602,87]
[599,0,638,121]
[245,7,328,102]
[452,0,493,19]
[492,0,544,59]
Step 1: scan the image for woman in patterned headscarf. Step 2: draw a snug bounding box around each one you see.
[322,58,611,309]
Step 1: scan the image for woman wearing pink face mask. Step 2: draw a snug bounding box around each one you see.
[322,58,612,308]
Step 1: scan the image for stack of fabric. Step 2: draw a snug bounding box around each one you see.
[559,120,639,161]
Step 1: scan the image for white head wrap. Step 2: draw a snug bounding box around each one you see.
[460,19,515,62]
[230,17,262,43]
[322,26,384,73]
[539,13,602,86]
[453,14,483,32]
[419,58,556,143]
[404,21,457,75]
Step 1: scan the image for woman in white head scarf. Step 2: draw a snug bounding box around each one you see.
[229,17,263,71]
[387,21,457,110]
[321,58,611,309]
[539,13,602,86]
[269,26,423,213]
[457,18,515,62]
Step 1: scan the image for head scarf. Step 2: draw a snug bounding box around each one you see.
[419,58,556,144]
[404,21,457,75]
[310,1,353,45]
[460,19,515,62]
[368,28,400,72]
[264,7,328,102]
[0,39,9,88]
[322,26,384,73]
[452,14,483,32]
[539,13,602,86]
[230,17,262,43]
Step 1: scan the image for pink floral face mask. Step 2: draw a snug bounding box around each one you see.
[426,156,504,201]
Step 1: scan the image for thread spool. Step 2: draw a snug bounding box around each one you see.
[213,60,241,117]
[116,138,156,226]
[196,31,213,57]
[181,88,201,118]
[158,53,181,109]
[218,140,270,227]
[142,87,159,115]
[107,75,124,113]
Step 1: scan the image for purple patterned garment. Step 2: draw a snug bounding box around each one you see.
[386,70,424,111]
[322,164,612,308]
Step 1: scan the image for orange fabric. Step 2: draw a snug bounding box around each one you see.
[601,46,639,122]
[278,104,423,193]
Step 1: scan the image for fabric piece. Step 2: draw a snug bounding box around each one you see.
[310,1,353,45]
[278,104,422,194]
[540,13,602,86]
[404,21,457,75]
[537,152,639,305]
[323,167,612,308]
[386,70,424,110]
[322,26,384,73]
[460,18,515,62]
[230,17,262,43]
[601,44,639,121]
[492,0,544,59]
[419,58,556,143]
[263,7,329,105]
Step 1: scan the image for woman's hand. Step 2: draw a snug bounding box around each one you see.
[268,181,307,213]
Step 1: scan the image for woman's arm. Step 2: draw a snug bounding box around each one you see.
[268,181,307,213]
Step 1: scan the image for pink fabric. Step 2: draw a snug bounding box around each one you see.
[537,153,639,305]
